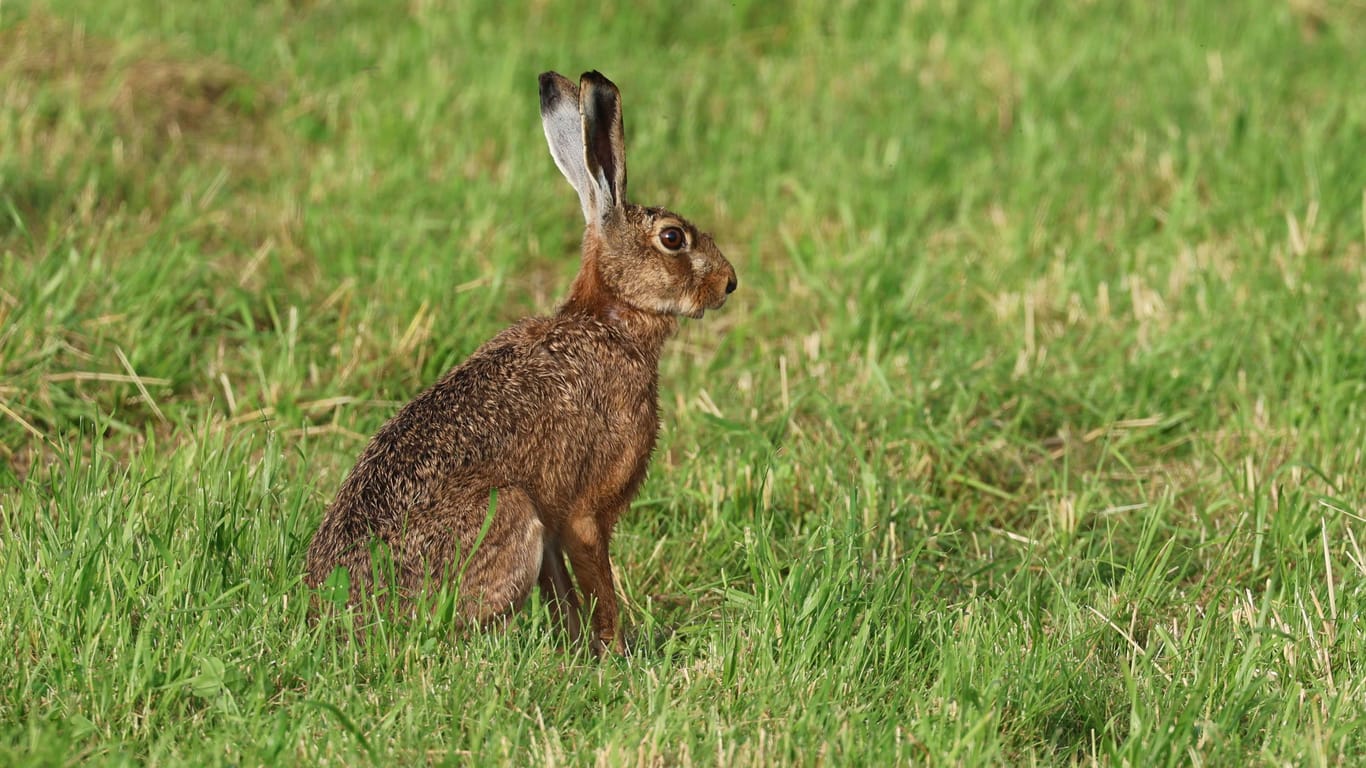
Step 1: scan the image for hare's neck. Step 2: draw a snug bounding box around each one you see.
[560,260,677,353]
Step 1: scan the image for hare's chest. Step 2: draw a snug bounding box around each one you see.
[600,383,658,459]
[584,384,659,496]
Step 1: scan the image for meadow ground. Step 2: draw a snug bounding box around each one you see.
[2,1,1365,765]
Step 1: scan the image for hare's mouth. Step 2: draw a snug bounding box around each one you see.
[667,288,729,319]
[674,298,706,319]
[704,290,733,313]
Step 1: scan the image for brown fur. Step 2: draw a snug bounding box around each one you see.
[303,71,736,656]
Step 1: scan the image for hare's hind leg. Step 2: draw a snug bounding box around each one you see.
[464,487,545,626]
[400,486,544,626]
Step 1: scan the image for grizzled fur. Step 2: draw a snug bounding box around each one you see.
[304,71,737,656]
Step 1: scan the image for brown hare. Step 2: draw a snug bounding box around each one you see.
[304,71,737,656]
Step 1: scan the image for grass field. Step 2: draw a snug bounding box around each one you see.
[3,0,1365,764]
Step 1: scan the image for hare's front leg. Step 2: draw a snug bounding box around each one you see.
[538,535,583,642]
[563,515,625,656]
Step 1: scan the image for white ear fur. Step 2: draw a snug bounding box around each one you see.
[539,72,597,224]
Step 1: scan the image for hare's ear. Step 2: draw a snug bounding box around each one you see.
[578,71,627,219]
[540,71,596,224]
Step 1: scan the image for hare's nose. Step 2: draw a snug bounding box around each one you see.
[725,274,737,295]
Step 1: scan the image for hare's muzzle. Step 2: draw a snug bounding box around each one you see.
[704,257,738,312]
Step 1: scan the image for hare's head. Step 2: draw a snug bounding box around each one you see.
[540,71,736,319]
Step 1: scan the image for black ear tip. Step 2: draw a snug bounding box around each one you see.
[538,72,560,108]
[580,70,616,91]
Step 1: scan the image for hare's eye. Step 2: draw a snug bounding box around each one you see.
[658,226,686,252]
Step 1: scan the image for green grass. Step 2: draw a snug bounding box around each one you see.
[2,0,1364,764]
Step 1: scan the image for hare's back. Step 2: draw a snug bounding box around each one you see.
[391,314,652,458]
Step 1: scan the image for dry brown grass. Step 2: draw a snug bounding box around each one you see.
[0,9,293,256]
